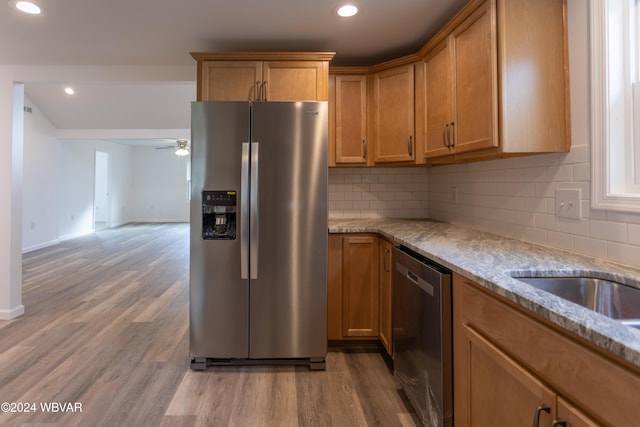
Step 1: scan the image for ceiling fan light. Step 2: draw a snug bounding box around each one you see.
[175,147,190,156]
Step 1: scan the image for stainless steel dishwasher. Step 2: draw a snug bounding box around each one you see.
[393,246,453,427]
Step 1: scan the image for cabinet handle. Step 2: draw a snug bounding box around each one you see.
[407,136,413,157]
[443,123,449,148]
[263,80,268,101]
[447,121,455,148]
[363,139,367,159]
[551,420,566,427]
[383,248,391,272]
[255,81,262,101]
[533,404,550,427]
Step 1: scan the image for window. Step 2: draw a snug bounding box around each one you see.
[591,0,640,211]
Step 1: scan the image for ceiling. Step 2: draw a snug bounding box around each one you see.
[3,0,468,146]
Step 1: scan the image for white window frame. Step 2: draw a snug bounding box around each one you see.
[591,0,640,211]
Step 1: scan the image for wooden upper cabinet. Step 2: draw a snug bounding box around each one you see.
[191,52,334,102]
[424,38,454,158]
[370,64,415,164]
[199,61,263,101]
[424,1,497,160]
[451,1,497,154]
[421,0,570,162]
[333,74,368,165]
[262,61,328,101]
[498,0,569,153]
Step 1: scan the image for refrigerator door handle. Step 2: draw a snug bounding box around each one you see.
[250,142,259,279]
[240,142,250,279]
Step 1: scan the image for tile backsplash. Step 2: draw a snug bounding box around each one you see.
[328,147,640,269]
[427,145,640,269]
[328,167,429,219]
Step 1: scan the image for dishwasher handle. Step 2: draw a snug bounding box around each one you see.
[396,262,435,297]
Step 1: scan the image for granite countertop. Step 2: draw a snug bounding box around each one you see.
[329,218,640,368]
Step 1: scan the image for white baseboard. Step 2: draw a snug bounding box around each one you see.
[0,305,25,320]
[58,230,94,241]
[22,239,61,254]
[132,218,189,223]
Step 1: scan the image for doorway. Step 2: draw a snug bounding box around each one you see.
[94,151,110,231]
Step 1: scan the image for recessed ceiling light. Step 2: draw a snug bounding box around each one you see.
[337,4,358,18]
[9,0,45,15]
[64,87,75,95]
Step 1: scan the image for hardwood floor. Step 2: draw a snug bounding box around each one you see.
[0,223,418,427]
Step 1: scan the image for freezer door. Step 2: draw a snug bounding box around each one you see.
[249,102,328,359]
[190,101,250,359]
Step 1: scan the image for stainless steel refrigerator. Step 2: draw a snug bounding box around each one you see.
[189,101,328,370]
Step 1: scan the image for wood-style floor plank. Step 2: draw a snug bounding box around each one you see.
[0,223,417,426]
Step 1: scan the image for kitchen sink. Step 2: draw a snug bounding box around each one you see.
[511,276,640,329]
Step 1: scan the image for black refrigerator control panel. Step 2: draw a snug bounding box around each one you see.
[202,191,237,240]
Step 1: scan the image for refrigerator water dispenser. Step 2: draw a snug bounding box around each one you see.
[202,191,236,240]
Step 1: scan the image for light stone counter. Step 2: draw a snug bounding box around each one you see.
[329,218,640,368]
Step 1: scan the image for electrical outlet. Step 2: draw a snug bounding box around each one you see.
[555,188,581,219]
[451,186,458,204]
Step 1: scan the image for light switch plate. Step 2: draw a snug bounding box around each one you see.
[555,188,582,219]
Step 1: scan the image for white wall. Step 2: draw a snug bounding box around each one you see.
[21,96,190,246]
[58,139,135,239]
[0,65,194,319]
[131,147,190,222]
[22,97,61,252]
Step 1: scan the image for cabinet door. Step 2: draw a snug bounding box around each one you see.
[424,38,454,159]
[200,61,263,101]
[378,239,393,355]
[557,397,600,427]
[463,326,556,426]
[334,75,368,164]
[371,65,415,163]
[451,1,498,154]
[263,61,328,101]
[342,236,379,337]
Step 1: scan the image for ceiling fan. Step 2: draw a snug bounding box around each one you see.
[156,139,190,156]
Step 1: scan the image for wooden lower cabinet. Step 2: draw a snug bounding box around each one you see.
[454,273,639,426]
[328,234,378,340]
[341,235,379,337]
[464,325,556,426]
[328,233,394,356]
